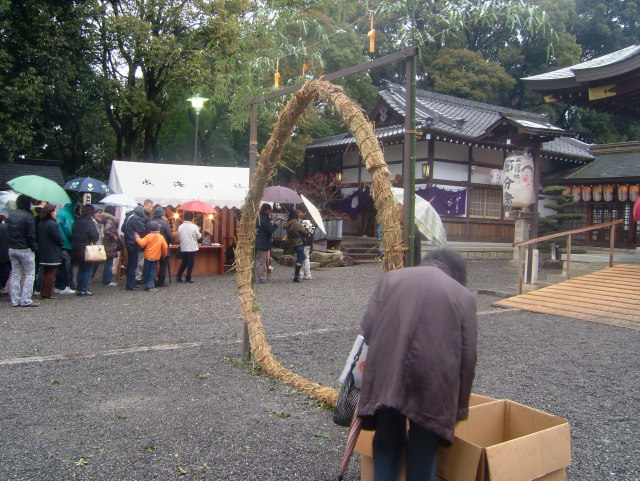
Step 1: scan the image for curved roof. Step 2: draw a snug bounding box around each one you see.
[308,83,593,162]
[522,45,640,119]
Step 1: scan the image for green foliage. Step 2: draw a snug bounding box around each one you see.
[0,0,637,176]
[539,185,585,247]
[573,0,640,59]
[429,49,516,105]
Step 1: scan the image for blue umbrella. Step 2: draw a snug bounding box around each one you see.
[63,177,110,194]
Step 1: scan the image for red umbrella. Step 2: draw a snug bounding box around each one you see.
[337,415,362,481]
[177,200,217,214]
[634,198,640,222]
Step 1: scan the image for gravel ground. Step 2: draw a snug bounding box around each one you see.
[0,260,638,480]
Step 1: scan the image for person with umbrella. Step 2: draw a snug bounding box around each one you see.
[282,208,309,283]
[297,204,316,281]
[71,204,99,296]
[356,249,477,481]
[0,214,9,294]
[97,205,121,287]
[175,211,201,283]
[255,203,280,284]
[53,202,77,295]
[36,204,64,300]
[7,195,39,307]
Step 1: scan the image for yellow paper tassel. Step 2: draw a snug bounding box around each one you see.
[274,58,281,88]
[368,11,375,53]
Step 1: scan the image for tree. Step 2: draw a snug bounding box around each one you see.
[0,0,107,173]
[572,0,640,59]
[539,185,585,248]
[429,48,516,105]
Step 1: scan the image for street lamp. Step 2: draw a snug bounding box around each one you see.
[187,95,208,165]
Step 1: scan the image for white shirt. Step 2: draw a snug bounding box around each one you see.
[177,221,201,252]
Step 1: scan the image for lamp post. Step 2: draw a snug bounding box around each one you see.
[187,95,208,165]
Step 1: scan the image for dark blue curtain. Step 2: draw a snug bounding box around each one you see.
[417,186,467,216]
[336,186,371,216]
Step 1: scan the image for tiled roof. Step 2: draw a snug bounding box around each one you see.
[0,160,65,191]
[523,45,640,82]
[308,83,593,161]
[558,146,640,180]
[380,83,558,139]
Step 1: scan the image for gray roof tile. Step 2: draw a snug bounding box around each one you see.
[308,83,593,161]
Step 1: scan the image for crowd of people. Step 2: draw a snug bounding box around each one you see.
[254,204,317,284]
[0,194,324,307]
[0,196,205,307]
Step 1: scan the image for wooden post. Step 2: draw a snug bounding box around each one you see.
[518,245,523,295]
[527,143,542,283]
[567,234,572,279]
[610,224,615,267]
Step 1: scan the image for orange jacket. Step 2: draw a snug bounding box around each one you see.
[135,232,168,261]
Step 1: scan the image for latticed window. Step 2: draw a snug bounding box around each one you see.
[469,188,502,218]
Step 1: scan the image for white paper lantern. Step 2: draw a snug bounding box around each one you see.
[502,152,534,208]
[629,185,640,202]
[562,186,571,196]
[489,169,502,185]
[572,185,582,202]
[593,185,603,202]
[618,185,629,202]
[604,185,615,202]
[582,186,592,202]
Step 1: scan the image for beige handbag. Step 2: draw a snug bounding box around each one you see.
[85,244,107,262]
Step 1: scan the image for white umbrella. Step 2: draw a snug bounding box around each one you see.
[0,190,18,216]
[300,194,326,234]
[101,193,138,208]
[392,187,447,248]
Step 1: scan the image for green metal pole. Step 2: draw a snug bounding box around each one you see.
[403,54,417,266]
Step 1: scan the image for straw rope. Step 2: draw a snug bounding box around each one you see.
[235,80,404,407]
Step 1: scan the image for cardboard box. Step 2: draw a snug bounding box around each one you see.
[356,396,570,481]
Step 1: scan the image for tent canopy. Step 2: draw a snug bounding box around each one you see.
[108,161,249,209]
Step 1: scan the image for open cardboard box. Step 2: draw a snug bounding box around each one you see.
[355,395,571,481]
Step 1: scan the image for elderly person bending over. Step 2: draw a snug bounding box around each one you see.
[357,249,477,481]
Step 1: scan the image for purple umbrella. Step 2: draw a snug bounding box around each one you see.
[263,186,302,204]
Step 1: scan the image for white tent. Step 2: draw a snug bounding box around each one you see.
[108,160,249,208]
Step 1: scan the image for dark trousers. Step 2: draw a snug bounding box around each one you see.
[54,250,75,290]
[142,259,158,290]
[176,251,195,281]
[0,261,10,289]
[126,243,139,289]
[372,408,439,481]
[156,255,169,285]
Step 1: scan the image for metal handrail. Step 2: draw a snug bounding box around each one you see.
[514,219,624,294]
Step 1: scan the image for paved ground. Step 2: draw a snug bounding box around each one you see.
[0,260,638,480]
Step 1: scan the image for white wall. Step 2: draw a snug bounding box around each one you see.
[433,161,468,182]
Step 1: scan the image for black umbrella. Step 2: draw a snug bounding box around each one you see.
[63,177,110,194]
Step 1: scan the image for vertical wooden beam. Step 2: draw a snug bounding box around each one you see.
[527,143,542,281]
[403,55,417,266]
